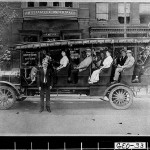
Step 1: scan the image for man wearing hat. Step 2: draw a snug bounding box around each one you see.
[37,59,53,113]
[68,48,92,84]
[110,49,127,82]
[116,49,127,66]
[112,50,135,84]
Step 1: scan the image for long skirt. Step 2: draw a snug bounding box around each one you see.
[89,68,102,83]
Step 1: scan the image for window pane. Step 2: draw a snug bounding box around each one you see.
[28,2,34,7]
[118,13,130,17]
[140,14,150,24]
[140,4,150,13]
[39,2,47,7]
[118,3,130,14]
[97,14,108,21]
[96,3,108,13]
[53,2,59,6]
[118,16,130,24]
[65,2,73,7]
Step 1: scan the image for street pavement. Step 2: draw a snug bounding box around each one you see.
[0,94,150,135]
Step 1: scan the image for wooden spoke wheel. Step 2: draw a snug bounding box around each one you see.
[0,86,16,110]
[109,86,133,110]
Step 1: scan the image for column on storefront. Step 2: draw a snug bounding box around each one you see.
[78,3,90,38]
[109,3,119,25]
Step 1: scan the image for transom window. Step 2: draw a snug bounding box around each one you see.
[96,3,108,22]
[118,3,130,24]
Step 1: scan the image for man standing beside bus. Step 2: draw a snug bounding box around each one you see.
[37,59,53,113]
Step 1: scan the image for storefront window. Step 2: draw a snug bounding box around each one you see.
[96,3,108,22]
[23,36,38,42]
[28,2,34,7]
[118,3,130,24]
[139,4,150,24]
[65,2,73,7]
[53,2,59,6]
[108,34,124,38]
[63,34,81,40]
[39,2,47,7]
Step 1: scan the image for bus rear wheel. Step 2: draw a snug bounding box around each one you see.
[109,86,133,110]
[0,86,16,110]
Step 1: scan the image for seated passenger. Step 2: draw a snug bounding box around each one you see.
[68,48,92,84]
[56,50,69,71]
[110,49,127,82]
[26,61,38,85]
[92,51,105,70]
[111,50,135,84]
[88,50,113,84]
[116,49,127,67]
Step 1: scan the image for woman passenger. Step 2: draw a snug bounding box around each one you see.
[88,50,113,84]
[56,50,69,71]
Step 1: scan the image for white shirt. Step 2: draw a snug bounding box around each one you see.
[43,68,47,83]
[102,56,113,69]
[60,56,69,67]
[123,56,135,69]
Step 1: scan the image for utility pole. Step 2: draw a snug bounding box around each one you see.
[124,2,127,38]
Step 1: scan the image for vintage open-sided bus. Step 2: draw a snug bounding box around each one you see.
[0,38,150,110]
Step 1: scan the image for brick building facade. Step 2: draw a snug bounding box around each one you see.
[4,2,150,46]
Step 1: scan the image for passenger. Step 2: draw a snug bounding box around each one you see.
[92,51,105,70]
[56,50,69,71]
[88,50,113,84]
[116,49,127,66]
[111,50,135,84]
[110,49,127,82]
[26,61,38,85]
[68,48,92,84]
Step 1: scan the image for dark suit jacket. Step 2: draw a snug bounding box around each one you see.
[116,56,127,66]
[37,67,53,88]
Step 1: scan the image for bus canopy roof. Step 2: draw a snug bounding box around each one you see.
[15,38,150,50]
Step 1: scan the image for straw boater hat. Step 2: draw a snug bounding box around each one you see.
[86,48,91,53]
[126,50,132,53]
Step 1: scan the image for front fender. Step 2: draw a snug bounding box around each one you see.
[103,83,135,98]
[0,81,20,96]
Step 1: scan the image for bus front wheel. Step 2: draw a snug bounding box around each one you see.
[109,86,133,110]
[0,86,16,110]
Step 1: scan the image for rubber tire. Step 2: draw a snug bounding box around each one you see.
[0,86,16,110]
[109,86,133,110]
